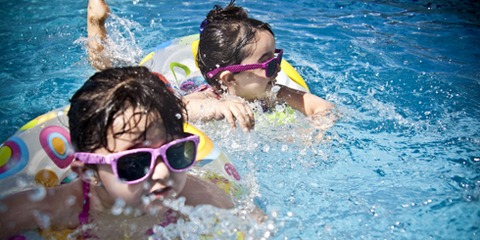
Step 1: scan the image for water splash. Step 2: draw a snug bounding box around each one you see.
[75,13,144,68]
[149,197,276,239]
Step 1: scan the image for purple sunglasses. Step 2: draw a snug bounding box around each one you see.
[74,134,199,184]
[206,49,283,79]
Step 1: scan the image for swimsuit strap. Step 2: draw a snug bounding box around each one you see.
[78,181,90,225]
[158,209,177,227]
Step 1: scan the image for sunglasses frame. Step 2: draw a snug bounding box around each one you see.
[206,49,283,79]
[74,134,200,184]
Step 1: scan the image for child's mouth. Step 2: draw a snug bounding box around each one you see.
[149,187,172,199]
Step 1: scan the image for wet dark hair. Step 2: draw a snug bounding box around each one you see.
[196,0,274,90]
[68,66,185,153]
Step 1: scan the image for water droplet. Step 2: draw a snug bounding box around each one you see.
[84,169,95,179]
[123,206,133,215]
[29,187,47,202]
[262,145,270,152]
[141,195,151,205]
[33,210,51,229]
[143,140,152,147]
[271,85,280,93]
[65,195,77,207]
[111,198,126,215]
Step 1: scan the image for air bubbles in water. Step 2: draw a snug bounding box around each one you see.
[148,197,274,238]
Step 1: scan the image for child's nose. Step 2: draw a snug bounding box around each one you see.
[150,157,171,181]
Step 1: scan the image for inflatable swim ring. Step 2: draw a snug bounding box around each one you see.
[0,106,245,200]
[140,34,310,94]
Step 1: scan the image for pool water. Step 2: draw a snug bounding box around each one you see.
[1,0,479,239]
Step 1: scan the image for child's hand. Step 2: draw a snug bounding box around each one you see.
[185,95,255,132]
[309,110,337,131]
[213,98,255,131]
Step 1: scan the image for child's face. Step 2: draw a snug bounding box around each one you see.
[94,107,187,213]
[230,30,280,101]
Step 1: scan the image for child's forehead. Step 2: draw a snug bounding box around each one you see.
[110,108,165,140]
[242,31,276,61]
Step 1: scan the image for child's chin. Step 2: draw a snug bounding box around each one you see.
[144,203,169,216]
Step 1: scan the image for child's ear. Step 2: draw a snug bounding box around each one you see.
[219,71,236,87]
[71,160,100,185]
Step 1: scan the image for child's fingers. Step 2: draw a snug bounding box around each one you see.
[222,109,237,129]
[231,104,255,131]
[244,105,255,127]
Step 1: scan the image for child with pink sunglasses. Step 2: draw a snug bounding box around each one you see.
[0,66,233,239]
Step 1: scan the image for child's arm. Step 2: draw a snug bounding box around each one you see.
[277,85,335,116]
[87,0,111,70]
[181,174,234,209]
[182,175,269,223]
[184,91,255,132]
[0,182,83,238]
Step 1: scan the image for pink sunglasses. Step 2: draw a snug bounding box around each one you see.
[206,49,283,79]
[74,134,199,184]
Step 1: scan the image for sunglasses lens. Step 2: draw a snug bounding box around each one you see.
[117,152,152,182]
[266,60,277,77]
[166,140,196,170]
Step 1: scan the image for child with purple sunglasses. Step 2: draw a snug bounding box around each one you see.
[0,66,233,239]
[195,0,335,130]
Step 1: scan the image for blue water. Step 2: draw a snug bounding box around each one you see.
[1,0,479,239]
